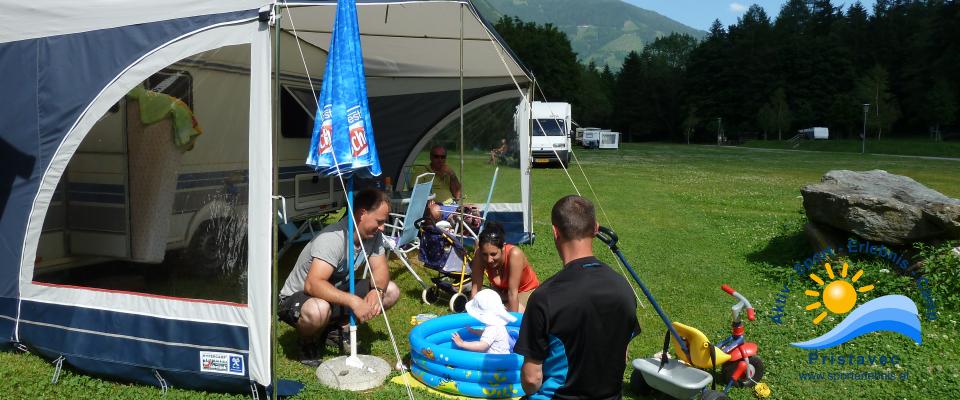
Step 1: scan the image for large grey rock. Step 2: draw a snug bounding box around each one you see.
[801,170,960,245]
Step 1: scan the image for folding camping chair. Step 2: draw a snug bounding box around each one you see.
[382,172,435,289]
[277,216,323,259]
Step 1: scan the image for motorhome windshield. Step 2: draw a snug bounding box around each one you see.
[533,119,566,136]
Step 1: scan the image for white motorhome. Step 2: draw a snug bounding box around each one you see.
[38,60,343,272]
[524,101,572,165]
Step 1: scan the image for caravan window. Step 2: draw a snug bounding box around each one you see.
[280,85,319,139]
[146,69,194,109]
[533,119,566,136]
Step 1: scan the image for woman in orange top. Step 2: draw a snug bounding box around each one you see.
[470,222,539,312]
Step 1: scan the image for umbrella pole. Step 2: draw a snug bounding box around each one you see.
[311,0,390,392]
[345,176,363,368]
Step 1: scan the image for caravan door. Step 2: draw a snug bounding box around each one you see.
[57,101,132,264]
[50,70,194,268]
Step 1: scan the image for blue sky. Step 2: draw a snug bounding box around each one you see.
[625,0,876,31]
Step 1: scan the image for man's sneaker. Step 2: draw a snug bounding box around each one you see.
[324,325,361,355]
[298,340,323,368]
[324,326,345,355]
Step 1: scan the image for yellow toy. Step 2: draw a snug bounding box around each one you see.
[753,382,771,398]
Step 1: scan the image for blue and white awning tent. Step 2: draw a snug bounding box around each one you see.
[0,0,531,393]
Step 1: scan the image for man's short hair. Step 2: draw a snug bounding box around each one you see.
[353,188,390,215]
[551,195,596,240]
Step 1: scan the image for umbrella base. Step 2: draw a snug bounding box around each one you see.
[316,354,391,391]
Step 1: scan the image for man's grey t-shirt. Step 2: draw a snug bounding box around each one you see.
[279,218,386,298]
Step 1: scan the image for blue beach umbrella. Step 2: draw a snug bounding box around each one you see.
[306,0,380,177]
[305,0,381,364]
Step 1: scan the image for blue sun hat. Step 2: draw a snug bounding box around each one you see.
[465,289,517,326]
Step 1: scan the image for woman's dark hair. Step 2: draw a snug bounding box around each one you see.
[478,221,506,249]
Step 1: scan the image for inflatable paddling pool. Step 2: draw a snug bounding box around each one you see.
[408,312,525,398]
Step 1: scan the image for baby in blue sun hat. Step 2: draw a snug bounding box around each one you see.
[451,289,517,354]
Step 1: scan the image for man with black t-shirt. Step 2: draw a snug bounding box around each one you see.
[515,195,640,399]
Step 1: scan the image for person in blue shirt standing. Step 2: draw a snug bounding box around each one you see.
[515,195,640,399]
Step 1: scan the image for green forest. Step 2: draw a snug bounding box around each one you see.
[494,0,960,143]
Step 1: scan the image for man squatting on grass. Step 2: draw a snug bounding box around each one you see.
[515,195,640,399]
[277,188,400,365]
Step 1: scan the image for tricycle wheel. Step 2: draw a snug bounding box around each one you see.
[629,368,653,395]
[701,389,728,400]
[721,356,765,387]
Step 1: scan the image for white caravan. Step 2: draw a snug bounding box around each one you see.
[582,129,602,148]
[799,127,829,139]
[38,58,344,272]
[598,130,621,149]
[524,101,572,166]
[576,127,600,146]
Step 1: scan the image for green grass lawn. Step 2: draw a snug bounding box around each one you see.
[3,143,959,399]
[739,137,960,158]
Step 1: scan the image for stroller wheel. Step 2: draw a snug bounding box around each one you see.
[422,287,440,305]
[449,292,468,313]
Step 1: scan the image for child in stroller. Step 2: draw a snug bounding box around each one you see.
[416,202,477,312]
[426,200,483,236]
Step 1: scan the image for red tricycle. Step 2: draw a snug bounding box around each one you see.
[595,226,769,400]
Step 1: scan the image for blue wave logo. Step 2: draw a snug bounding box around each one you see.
[792,295,922,350]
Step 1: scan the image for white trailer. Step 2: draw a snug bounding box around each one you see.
[582,129,601,148]
[576,127,600,145]
[799,127,829,139]
[598,131,621,149]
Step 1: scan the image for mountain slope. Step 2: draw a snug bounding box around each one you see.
[475,0,704,69]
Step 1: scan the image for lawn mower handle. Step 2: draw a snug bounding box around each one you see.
[596,226,618,248]
[595,226,692,361]
[721,284,755,321]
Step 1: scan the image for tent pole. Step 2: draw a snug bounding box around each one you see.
[458,2,464,202]
[270,4,281,399]
[525,80,535,240]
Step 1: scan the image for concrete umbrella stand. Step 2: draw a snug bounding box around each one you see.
[316,353,391,391]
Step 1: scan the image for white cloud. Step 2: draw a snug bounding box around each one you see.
[729,2,747,13]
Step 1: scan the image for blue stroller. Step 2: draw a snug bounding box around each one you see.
[415,219,473,312]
